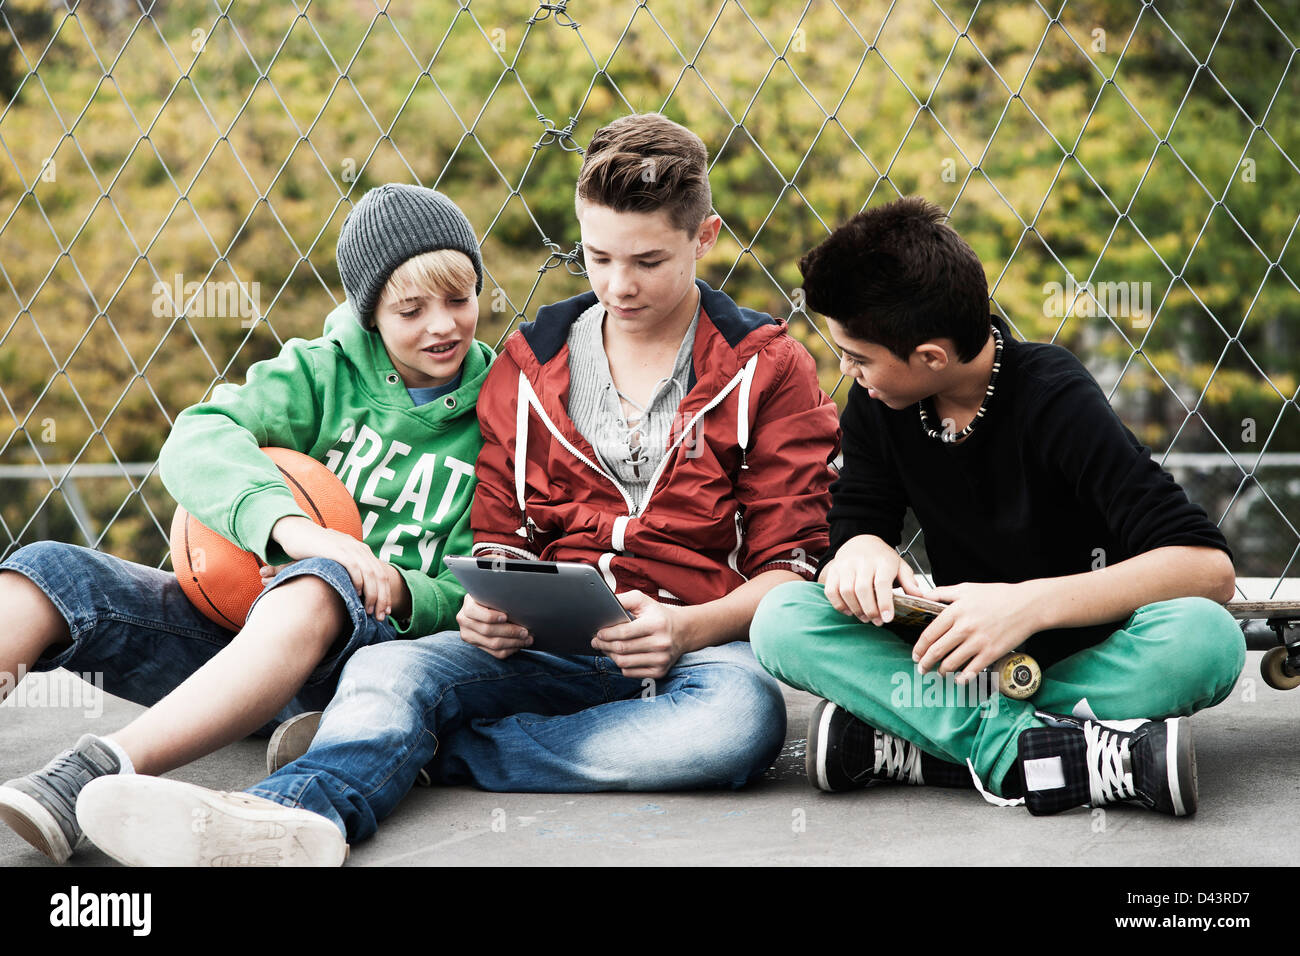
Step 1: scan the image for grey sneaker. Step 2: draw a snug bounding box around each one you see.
[266,710,432,787]
[266,711,324,776]
[76,775,347,867]
[0,734,122,863]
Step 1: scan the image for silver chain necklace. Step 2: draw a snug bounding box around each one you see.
[917,325,1004,444]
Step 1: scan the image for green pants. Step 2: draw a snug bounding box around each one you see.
[750,582,1246,796]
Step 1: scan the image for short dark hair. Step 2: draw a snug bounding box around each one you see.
[799,197,990,362]
[575,113,712,234]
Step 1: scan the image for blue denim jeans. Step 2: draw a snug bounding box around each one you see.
[0,541,398,734]
[246,631,788,841]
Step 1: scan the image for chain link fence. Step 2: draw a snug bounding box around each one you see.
[0,0,1296,595]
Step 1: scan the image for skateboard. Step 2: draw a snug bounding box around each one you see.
[885,595,1300,696]
[1225,600,1300,691]
[887,594,1042,700]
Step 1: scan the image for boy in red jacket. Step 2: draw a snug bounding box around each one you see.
[447,113,840,793]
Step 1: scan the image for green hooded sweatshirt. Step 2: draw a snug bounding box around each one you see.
[158,302,493,638]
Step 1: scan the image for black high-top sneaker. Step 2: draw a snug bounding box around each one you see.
[1015,712,1197,816]
[805,698,974,792]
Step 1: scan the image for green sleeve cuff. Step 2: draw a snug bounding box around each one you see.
[393,564,466,637]
[230,484,309,563]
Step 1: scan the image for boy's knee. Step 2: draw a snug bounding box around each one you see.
[328,642,426,726]
[343,639,414,685]
[5,540,89,580]
[1176,596,1245,686]
[338,634,459,701]
[688,665,788,788]
[9,540,72,566]
[3,541,98,627]
[1139,596,1245,696]
[254,569,350,640]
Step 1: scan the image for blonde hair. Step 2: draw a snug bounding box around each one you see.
[373,249,478,326]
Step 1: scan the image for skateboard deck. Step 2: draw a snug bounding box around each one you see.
[1224,599,1300,621]
[887,593,949,630]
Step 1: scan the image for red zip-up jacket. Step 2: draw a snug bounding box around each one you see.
[471,280,841,606]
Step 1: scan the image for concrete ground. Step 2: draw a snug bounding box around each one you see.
[1,649,1296,867]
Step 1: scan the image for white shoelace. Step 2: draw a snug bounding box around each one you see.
[967,759,1025,807]
[872,732,925,785]
[1084,722,1136,805]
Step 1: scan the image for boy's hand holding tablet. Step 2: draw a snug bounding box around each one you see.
[589,589,686,680]
[456,592,535,660]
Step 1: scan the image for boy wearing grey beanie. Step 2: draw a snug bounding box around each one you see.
[0,184,494,867]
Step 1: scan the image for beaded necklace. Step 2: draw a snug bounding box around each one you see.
[917,324,1003,444]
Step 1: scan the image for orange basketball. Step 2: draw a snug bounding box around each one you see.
[170,446,364,630]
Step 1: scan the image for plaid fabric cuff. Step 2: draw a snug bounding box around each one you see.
[1018,726,1090,815]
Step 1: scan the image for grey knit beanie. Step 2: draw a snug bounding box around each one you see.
[336,183,484,328]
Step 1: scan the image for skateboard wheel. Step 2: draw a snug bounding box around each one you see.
[995,652,1041,700]
[1260,646,1300,691]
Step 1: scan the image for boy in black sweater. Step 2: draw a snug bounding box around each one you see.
[750,197,1243,816]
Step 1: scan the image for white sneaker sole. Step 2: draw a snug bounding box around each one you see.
[0,785,73,863]
[76,776,347,867]
[1165,716,1197,817]
[807,699,837,792]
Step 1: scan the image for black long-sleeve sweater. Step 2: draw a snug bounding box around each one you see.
[821,315,1233,666]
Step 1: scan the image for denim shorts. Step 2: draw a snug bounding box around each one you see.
[0,541,399,734]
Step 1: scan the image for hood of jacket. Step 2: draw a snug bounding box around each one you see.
[507,278,787,392]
